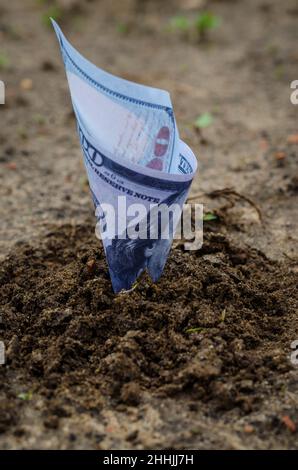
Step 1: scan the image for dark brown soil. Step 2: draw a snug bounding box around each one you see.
[0,223,297,447]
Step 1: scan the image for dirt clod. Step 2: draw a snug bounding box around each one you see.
[0,224,297,445]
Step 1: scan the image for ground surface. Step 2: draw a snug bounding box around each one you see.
[0,0,298,449]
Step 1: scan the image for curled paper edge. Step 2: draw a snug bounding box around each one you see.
[51,20,199,293]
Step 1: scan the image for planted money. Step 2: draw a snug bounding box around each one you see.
[52,20,198,293]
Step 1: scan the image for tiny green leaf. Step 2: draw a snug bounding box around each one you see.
[117,23,129,34]
[195,12,220,35]
[18,391,32,401]
[203,212,218,221]
[220,309,226,322]
[0,53,9,70]
[185,327,205,334]
[194,112,214,129]
[169,16,190,32]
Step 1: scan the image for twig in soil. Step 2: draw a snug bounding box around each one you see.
[282,252,298,262]
[188,187,263,222]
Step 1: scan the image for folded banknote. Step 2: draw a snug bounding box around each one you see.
[52,20,198,292]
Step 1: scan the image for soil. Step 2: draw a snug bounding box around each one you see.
[0,0,298,450]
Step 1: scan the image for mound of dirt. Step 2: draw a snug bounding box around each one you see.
[0,224,297,435]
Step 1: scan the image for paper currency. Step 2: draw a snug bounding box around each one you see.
[52,20,198,292]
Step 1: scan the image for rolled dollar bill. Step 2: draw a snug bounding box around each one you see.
[52,20,198,292]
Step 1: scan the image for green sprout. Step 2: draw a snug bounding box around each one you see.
[194,112,214,129]
[116,23,129,34]
[220,309,226,322]
[119,279,140,294]
[33,114,46,126]
[168,11,220,43]
[203,212,218,222]
[185,327,205,334]
[195,12,220,40]
[0,53,9,70]
[169,15,190,32]
[18,391,33,401]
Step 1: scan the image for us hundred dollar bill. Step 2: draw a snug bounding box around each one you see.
[52,20,198,292]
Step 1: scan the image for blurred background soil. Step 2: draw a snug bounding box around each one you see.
[0,0,298,449]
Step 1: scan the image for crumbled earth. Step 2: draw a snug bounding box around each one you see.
[0,0,298,449]
[0,224,297,449]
